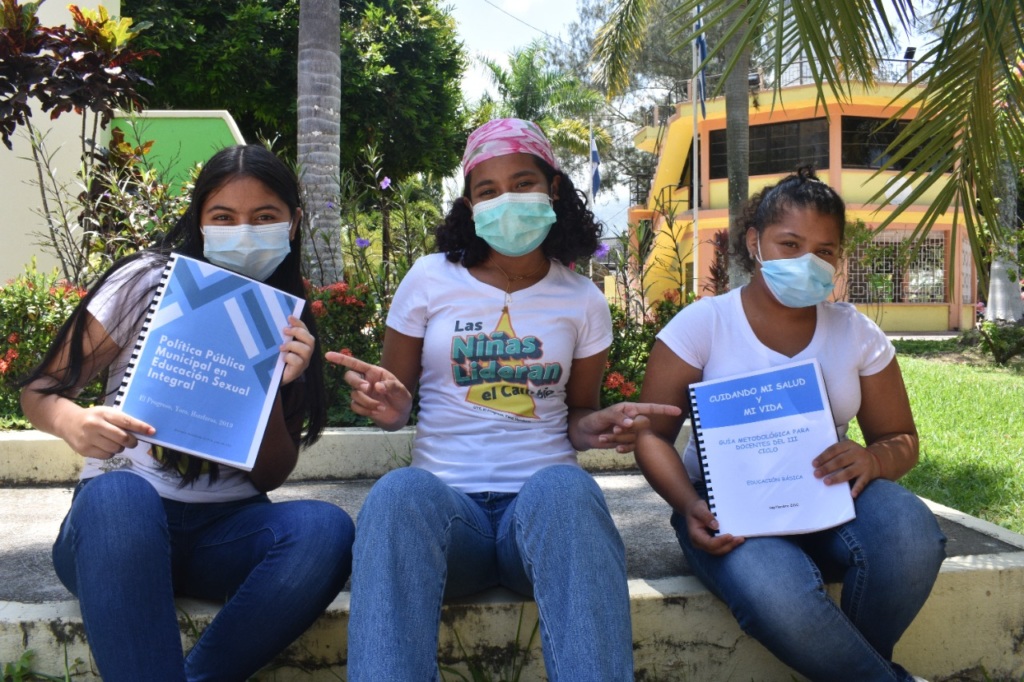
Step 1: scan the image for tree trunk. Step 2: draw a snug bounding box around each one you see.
[985,159,1023,322]
[297,0,343,285]
[723,2,751,289]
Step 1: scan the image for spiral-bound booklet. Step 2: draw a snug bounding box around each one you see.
[689,358,855,537]
[113,253,303,471]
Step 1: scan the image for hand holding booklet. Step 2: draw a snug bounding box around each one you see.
[689,358,855,537]
[113,254,303,471]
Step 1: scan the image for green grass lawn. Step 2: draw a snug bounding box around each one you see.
[848,340,1024,535]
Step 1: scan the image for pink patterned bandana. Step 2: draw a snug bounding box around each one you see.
[462,118,560,176]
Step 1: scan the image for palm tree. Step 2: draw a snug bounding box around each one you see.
[479,41,611,161]
[638,0,1024,319]
[297,0,342,285]
[592,0,754,286]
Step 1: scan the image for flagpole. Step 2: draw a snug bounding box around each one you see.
[589,116,594,278]
[588,116,594,207]
[691,9,701,300]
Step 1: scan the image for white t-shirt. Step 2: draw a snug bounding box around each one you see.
[387,253,613,493]
[81,254,260,502]
[656,287,895,482]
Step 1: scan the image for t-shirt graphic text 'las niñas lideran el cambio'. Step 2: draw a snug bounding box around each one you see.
[386,253,612,494]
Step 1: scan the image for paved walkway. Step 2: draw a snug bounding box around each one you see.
[2,473,1020,604]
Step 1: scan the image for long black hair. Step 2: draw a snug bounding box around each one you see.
[732,166,847,273]
[21,144,327,483]
[435,155,602,267]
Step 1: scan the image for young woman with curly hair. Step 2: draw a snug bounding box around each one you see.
[329,118,678,681]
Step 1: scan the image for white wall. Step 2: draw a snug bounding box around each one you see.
[0,1,121,283]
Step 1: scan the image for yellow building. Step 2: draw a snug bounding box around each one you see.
[627,65,975,332]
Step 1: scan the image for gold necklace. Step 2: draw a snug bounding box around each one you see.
[491,259,548,312]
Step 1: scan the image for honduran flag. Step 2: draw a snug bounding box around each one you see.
[695,4,708,119]
[590,131,601,197]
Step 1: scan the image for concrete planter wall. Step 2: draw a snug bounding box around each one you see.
[6,425,1024,681]
[0,425,687,485]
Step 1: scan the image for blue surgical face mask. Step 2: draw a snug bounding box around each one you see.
[202,222,292,281]
[756,237,836,308]
[472,192,556,257]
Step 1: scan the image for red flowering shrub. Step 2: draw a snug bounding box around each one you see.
[601,370,638,405]
[0,263,100,427]
[601,289,686,408]
[306,280,378,426]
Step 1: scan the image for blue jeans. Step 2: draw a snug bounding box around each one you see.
[52,471,354,682]
[674,479,946,682]
[347,465,633,681]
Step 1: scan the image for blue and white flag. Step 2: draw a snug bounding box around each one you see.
[696,4,708,119]
[590,131,601,197]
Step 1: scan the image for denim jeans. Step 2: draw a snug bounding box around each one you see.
[52,471,354,682]
[674,478,946,682]
[347,464,633,681]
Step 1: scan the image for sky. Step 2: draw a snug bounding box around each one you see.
[445,0,634,236]
[446,0,580,101]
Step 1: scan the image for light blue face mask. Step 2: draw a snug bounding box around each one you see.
[757,238,836,308]
[472,192,556,257]
[202,222,292,281]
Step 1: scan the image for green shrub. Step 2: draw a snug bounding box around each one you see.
[602,291,684,407]
[976,319,1024,366]
[0,263,100,428]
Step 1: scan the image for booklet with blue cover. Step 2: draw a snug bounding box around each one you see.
[688,358,855,537]
[113,254,303,471]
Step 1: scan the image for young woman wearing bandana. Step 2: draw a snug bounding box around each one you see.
[634,168,946,681]
[20,145,355,682]
[329,118,679,681]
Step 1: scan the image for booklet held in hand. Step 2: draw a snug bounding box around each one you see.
[113,254,302,471]
[689,358,855,537]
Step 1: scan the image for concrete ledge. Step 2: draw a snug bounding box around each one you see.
[0,428,421,485]
[4,428,1024,680]
[5,552,1024,681]
[0,426,674,485]
[3,487,1024,681]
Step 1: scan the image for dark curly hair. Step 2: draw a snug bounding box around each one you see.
[435,156,602,267]
[732,166,846,273]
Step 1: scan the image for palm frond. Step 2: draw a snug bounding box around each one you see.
[871,0,1024,250]
[591,0,656,97]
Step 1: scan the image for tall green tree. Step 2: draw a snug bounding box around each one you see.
[338,0,467,269]
[592,0,754,286]
[551,0,724,198]
[984,54,1024,320]
[338,0,467,181]
[298,0,342,285]
[555,0,710,98]
[122,0,300,153]
[123,0,467,181]
[478,40,609,164]
[986,157,1023,320]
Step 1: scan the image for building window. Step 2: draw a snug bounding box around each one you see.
[845,234,947,303]
[709,118,829,179]
[841,116,916,170]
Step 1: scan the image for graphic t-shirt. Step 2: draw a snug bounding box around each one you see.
[656,287,895,482]
[387,253,612,493]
